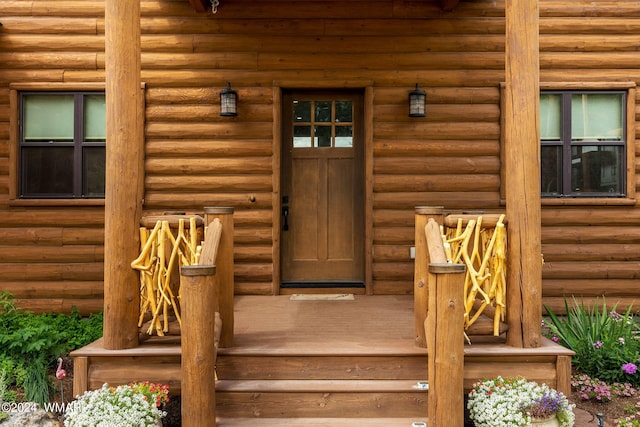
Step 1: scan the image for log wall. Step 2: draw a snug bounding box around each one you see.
[0,0,639,313]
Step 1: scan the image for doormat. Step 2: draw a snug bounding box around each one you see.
[289,294,355,301]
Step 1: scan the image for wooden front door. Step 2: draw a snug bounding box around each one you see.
[281,91,364,288]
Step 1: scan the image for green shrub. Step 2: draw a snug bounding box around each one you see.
[545,297,640,386]
[0,368,9,421]
[0,357,27,390]
[0,291,103,405]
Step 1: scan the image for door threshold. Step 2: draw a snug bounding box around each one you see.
[289,294,355,301]
[280,281,365,289]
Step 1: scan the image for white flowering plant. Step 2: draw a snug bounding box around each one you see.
[467,376,575,427]
[64,382,168,427]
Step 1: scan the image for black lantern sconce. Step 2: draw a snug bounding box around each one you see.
[409,83,426,117]
[220,82,238,117]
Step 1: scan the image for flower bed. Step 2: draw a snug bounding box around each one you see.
[467,376,575,427]
[64,382,169,427]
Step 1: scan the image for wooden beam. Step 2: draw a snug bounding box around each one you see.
[72,356,88,397]
[103,0,143,350]
[504,0,541,348]
[188,0,210,13]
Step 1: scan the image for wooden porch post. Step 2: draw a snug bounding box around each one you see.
[204,207,235,348]
[414,206,444,348]
[181,265,218,426]
[103,0,143,349]
[427,263,466,427]
[504,0,542,348]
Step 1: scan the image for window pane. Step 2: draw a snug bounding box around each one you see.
[21,147,74,196]
[335,126,352,147]
[293,125,311,147]
[571,94,623,141]
[84,146,106,196]
[335,101,352,122]
[84,94,106,142]
[541,145,562,195]
[314,125,331,147]
[315,101,331,122]
[294,100,311,122]
[540,94,561,141]
[23,95,74,142]
[571,145,623,194]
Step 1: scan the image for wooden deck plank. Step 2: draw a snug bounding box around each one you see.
[72,295,572,358]
[216,418,427,426]
[224,295,426,356]
[464,337,574,356]
[216,379,425,393]
[216,355,426,380]
[71,335,181,357]
[71,294,573,397]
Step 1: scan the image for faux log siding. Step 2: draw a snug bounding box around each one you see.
[372,79,502,292]
[144,85,275,295]
[541,206,640,313]
[0,208,105,313]
[0,1,108,314]
[135,0,508,296]
[0,89,8,204]
[538,2,640,313]
[1,0,640,311]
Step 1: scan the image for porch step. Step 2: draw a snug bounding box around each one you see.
[215,379,428,418]
[216,379,426,392]
[216,418,427,426]
[71,296,573,424]
[216,354,428,380]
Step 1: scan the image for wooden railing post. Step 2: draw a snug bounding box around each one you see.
[414,206,444,347]
[204,207,234,348]
[181,265,217,427]
[427,263,466,427]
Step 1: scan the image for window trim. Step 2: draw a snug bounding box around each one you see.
[9,83,106,207]
[499,81,636,206]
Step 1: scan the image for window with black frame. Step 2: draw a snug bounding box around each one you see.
[540,91,626,197]
[19,92,106,198]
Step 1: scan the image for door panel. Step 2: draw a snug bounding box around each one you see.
[328,158,354,260]
[281,91,364,286]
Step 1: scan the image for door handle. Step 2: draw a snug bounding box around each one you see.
[282,206,289,231]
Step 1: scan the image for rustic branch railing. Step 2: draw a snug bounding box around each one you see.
[444,213,507,337]
[133,214,204,336]
[415,206,509,345]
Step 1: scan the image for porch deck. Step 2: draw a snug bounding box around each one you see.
[71,294,573,424]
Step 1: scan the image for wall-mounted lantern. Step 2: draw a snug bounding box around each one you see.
[409,84,426,118]
[220,82,237,117]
